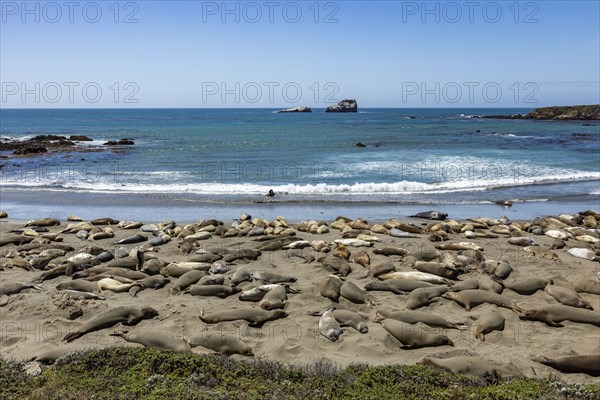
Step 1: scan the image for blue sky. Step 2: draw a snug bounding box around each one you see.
[1,0,599,107]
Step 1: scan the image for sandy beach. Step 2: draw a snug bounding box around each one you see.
[1,210,598,385]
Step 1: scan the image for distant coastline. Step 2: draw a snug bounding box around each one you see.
[483,104,600,121]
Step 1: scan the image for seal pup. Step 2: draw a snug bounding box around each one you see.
[170,270,207,295]
[378,318,454,349]
[322,256,352,276]
[310,308,368,333]
[474,305,505,341]
[0,282,43,297]
[97,277,139,293]
[544,285,593,310]
[62,290,106,300]
[414,261,459,280]
[573,278,600,295]
[319,306,342,342]
[519,304,600,327]
[531,354,600,377]
[63,306,159,342]
[320,275,343,302]
[250,271,297,284]
[56,280,99,293]
[353,250,370,269]
[110,329,191,353]
[186,333,253,356]
[442,290,522,312]
[373,247,408,257]
[115,234,147,245]
[259,285,289,310]
[199,308,288,328]
[376,309,466,330]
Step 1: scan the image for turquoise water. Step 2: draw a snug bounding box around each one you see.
[1,108,599,205]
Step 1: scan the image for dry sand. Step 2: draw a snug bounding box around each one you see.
[0,213,599,385]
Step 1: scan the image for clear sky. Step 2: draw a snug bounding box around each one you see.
[1,0,599,108]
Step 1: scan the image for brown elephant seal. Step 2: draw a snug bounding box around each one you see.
[322,256,352,276]
[259,285,288,310]
[26,217,60,227]
[170,270,207,295]
[364,279,433,294]
[187,284,240,298]
[531,354,600,376]
[379,318,453,349]
[573,278,600,295]
[376,309,466,330]
[31,347,75,364]
[365,259,395,278]
[545,285,593,310]
[231,268,252,285]
[353,250,370,268]
[373,247,408,257]
[63,306,159,342]
[443,290,522,312]
[340,281,375,305]
[519,304,600,327]
[474,305,505,341]
[0,282,44,297]
[310,308,368,333]
[448,279,479,292]
[478,275,503,294]
[56,280,99,293]
[199,308,288,328]
[405,286,448,309]
[503,278,550,295]
[187,333,253,356]
[422,356,523,377]
[319,306,342,341]
[320,275,343,302]
[414,261,459,280]
[110,330,190,352]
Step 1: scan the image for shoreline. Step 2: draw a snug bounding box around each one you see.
[1,189,599,223]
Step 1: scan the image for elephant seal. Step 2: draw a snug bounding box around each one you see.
[232,268,252,285]
[340,281,374,305]
[519,304,600,327]
[379,271,450,285]
[422,356,522,377]
[26,217,60,227]
[545,285,593,310]
[379,318,453,349]
[97,277,139,293]
[353,250,370,268]
[443,290,522,312]
[364,279,433,294]
[531,354,600,377]
[115,234,147,245]
[322,256,352,276]
[187,333,253,356]
[0,282,43,297]
[110,330,190,352]
[170,270,207,295]
[199,308,288,328]
[365,259,395,278]
[573,278,600,295]
[478,275,503,294]
[62,290,106,300]
[504,278,550,295]
[373,247,408,257]
[320,275,343,302]
[405,286,448,309]
[63,306,159,342]
[260,285,288,310]
[376,309,466,330]
[56,280,99,293]
[414,261,459,280]
[474,305,505,341]
[187,284,240,298]
[410,211,448,220]
[448,279,479,292]
[310,308,369,333]
[250,271,297,284]
[319,307,342,341]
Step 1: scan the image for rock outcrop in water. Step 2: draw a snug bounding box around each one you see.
[484,105,600,120]
[277,106,312,113]
[326,99,358,113]
[0,135,134,158]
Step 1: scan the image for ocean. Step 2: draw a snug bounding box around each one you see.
[1,108,599,221]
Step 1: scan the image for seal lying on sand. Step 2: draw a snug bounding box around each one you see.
[531,354,600,376]
[519,304,600,327]
[378,317,454,349]
[199,308,288,328]
[110,329,190,352]
[186,333,254,356]
[63,307,158,342]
